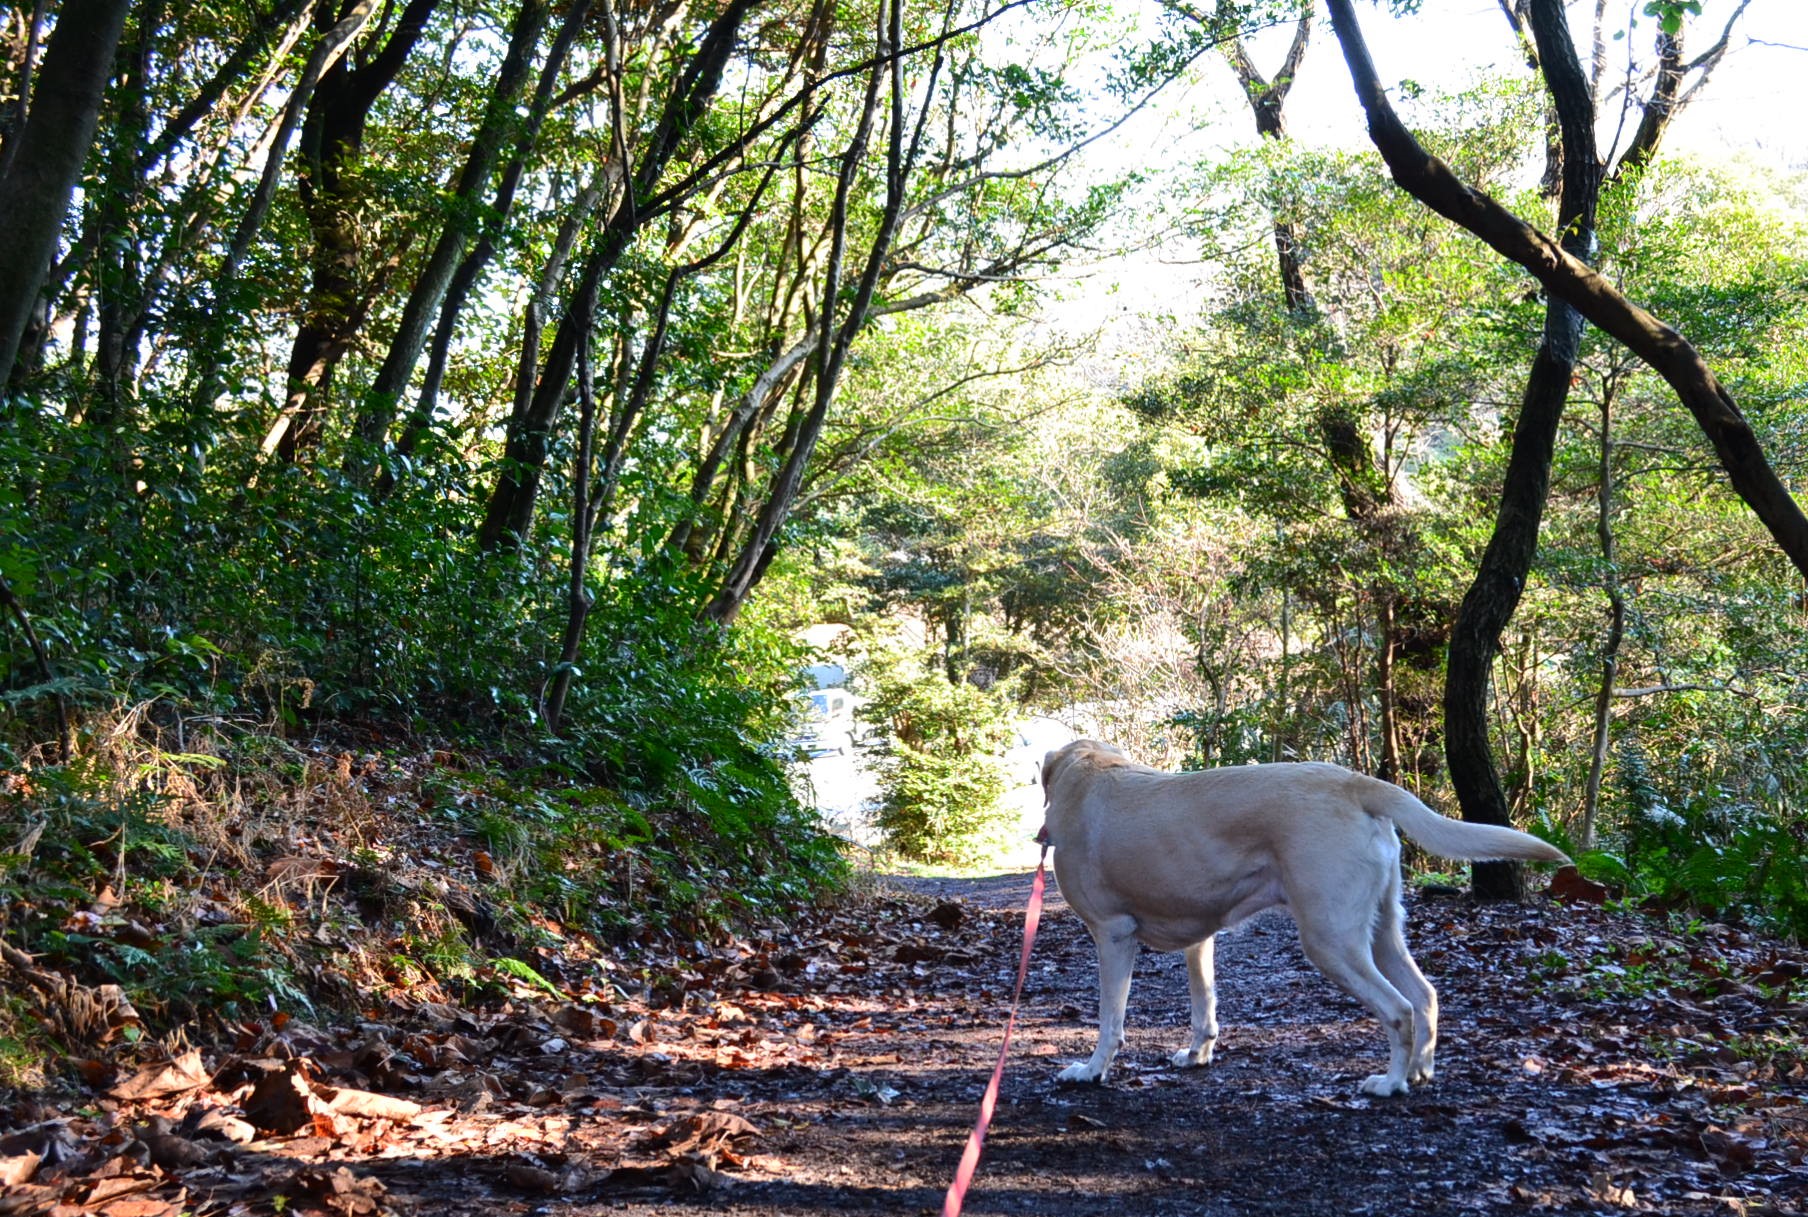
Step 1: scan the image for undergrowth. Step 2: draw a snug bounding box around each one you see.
[0,441,850,1096]
[0,709,844,1097]
[1558,738,1808,941]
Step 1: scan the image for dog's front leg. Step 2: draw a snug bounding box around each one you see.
[1170,936,1219,1068]
[1060,920,1138,1084]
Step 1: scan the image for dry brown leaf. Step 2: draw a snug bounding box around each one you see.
[321,1086,425,1123]
[291,1165,389,1216]
[669,1150,732,1193]
[502,1163,560,1194]
[648,1110,761,1154]
[84,1170,159,1208]
[92,1199,184,1217]
[0,1121,84,1177]
[138,1130,212,1171]
[266,856,337,883]
[182,1106,257,1145]
[1547,866,1610,905]
[109,1050,210,1101]
[0,1151,37,1188]
[242,1062,320,1135]
[0,1182,61,1215]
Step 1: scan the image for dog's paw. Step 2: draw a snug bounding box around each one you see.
[1057,1062,1104,1084]
[1169,1045,1214,1069]
[1407,1063,1435,1085]
[1358,1073,1409,1097]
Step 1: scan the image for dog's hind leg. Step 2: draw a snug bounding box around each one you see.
[1059,917,1138,1083]
[1170,936,1219,1068]
[1293,887,1417,1097]
[1371,871,1437,1084]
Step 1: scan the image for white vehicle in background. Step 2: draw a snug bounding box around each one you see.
[1003,715,1078,786]
[789,686,862,757]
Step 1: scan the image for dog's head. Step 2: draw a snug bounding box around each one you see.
[1039,739,1124,802]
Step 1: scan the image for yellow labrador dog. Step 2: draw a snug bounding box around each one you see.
[1041,740,1567,1097]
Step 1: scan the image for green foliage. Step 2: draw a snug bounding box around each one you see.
[1107,79,1808,928]
[863,650,1014,863]
[0,762,312,1024]
[1,0,1116,1022]
[489,956,565,999]
[1642,0,1702,37]
[1597,733,1808,939]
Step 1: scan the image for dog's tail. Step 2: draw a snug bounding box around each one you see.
[1359,776,1570,864]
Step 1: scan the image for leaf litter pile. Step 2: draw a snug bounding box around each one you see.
[5,867,1807,1216]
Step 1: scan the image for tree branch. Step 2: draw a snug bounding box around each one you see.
[1321,0,1808,581]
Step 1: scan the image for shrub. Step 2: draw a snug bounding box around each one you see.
[863,652,1014,863]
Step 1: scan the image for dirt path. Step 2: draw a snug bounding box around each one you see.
[9,869,1806,1216]
[553,871,1800,1217]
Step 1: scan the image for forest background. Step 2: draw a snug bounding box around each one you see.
[2,0,1807,1061]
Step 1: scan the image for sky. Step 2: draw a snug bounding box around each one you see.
[1273,0,1808,166]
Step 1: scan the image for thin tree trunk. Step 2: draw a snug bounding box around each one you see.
[703,0,914,624]
[1377,596,1399,783]
[1581,389,1624,851]
[1271,582,1291,763]
[138,0,312,175]
[0,0,131,385]
[0,0,50,180]
[665,327,820,557]
[385,180,602,493]
[1222,15,1314,313]
[544,333,597,736]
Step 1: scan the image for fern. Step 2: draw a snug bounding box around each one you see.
[490,956,565,1000]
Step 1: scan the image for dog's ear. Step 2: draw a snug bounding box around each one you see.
[1040,740,1083,802]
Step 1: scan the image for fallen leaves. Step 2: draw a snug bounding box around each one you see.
[1548,866,1610,905]
[108,1051,211,1102]
[5,868,1805,1217]
[291,1164,390,1216]
[0,888,1005,1215]
[1422,894,1808,1212]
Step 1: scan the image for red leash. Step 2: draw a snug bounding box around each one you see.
[941,840,1050,1217]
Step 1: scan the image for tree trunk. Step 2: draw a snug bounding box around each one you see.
[544,333,598,736]
[85,1,155,440]
[1445,292,1582,899]
[1221,17,1314,314]
[267,0,441,464]
[349,0,564,477]
[1324,0,1808,896]
[0,0,131,386]
[1581,388,1624,851]
[476,237,612,551]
